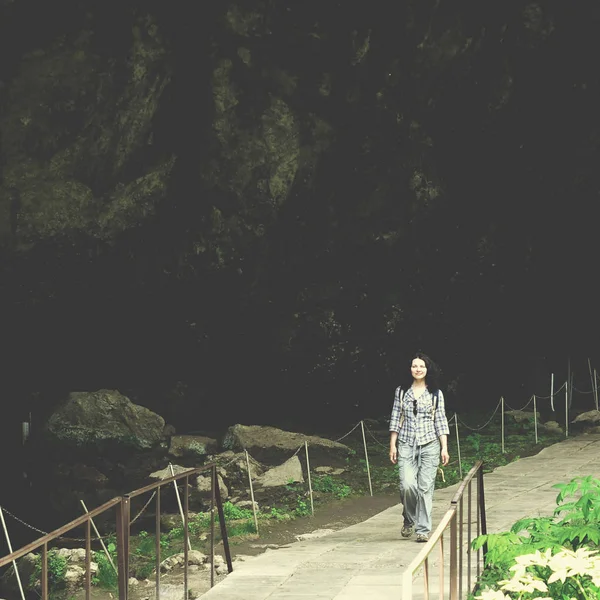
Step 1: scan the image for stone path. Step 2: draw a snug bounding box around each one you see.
[196,434,600,599]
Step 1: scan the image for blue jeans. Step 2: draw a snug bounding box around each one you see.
[398,438,440,536]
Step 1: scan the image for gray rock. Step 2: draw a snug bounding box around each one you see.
[213,555,225,567]
[0,553,38,595]
[64,565,85,589]
[160,554,184,573]
[211,451,264,480]
[205,452,265,498]
[221,424,351,466]
[149,464,191,480]
[197,473,229,499]
[255,456,304,488]
[163,424,177,437]
[314,466,346,475]
[540,421,563,433]
[572,410,600,424]
[187,550,207,565]
[45,390,165,451]
[169,435,218,460]
[314,466,333,474]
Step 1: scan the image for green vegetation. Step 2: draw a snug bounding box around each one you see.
[30,550,68,595]
[93,539,118,591]
[470,475,600,599]
[312,475,352,499]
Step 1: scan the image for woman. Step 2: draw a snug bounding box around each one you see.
[389,352,450,542]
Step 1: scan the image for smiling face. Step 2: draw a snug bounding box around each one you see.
[411,358,427,384]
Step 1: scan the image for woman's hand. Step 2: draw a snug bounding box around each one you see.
[389,446,398,464]
[441,448,450,466]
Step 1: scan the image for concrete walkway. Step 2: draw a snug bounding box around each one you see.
[200,433,600,600]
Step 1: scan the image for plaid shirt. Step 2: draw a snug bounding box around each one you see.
[389,386,450,446]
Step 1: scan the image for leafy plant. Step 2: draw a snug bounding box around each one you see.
[312,475,352,498]
[93,540,118,591]
[222,502,254,521]
[268,507,290,521]
[294,497,312,517]
[466,433,482,453]
[31,550,68,594]
[472,475,600,593]
[474,547,600,600]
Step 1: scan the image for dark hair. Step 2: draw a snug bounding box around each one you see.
[403,352,442,393]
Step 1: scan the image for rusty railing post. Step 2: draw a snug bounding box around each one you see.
[459,496,464,600]
[85,518,92,600]
[116,497,129,600]
[123,496,130,595]
[450,510,458,600]
[467,480,472,593]
[478,464,488,559]
[211,465,216,587]
[41,543,48,600]
[155,487,161,600]
[214,468,233,573]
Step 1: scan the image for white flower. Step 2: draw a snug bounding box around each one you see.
[548,547,598,584]
[500,573,548,594]
[474,590,511,600]
[512,548,553,569]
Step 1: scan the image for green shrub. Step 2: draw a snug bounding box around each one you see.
[31,550,68,594]
[312,475,352,498]
[472,475,600,593]
[93,540,118,591]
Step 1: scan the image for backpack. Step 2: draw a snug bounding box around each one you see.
[397,386,440,428]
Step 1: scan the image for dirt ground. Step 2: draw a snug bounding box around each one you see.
[219,491,399,558]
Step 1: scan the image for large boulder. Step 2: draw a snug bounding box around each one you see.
[254,456,304,488]
[540,420,563,434]
[221,425,351,467]
[0,552,38,597]
[572,410,600,424]
[197,471,229,500]
[168,435,218,461]
[149,463,193,480]
[44,390,165,452]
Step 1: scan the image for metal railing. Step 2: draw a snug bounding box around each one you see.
[402,461,487,600]
[0,463,232,600]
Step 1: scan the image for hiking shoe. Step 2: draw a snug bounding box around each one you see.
[401,525,414,538]
[416,534,429,543]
